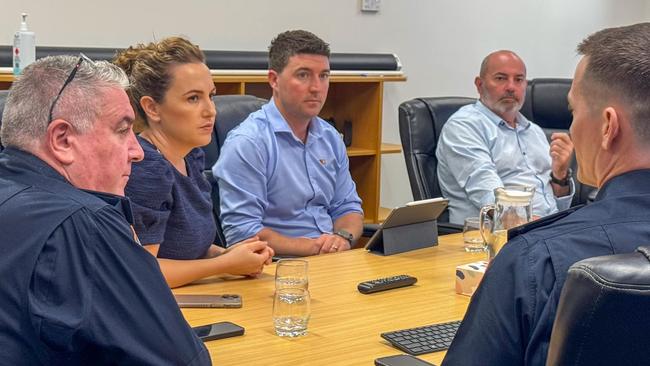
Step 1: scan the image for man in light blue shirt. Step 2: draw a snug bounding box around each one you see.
[443,23,650,366]
[214,30,363,256]
[436,50,574,225]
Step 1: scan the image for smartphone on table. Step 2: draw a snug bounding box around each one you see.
[174,294,242,308]
[375,354,436,366]
[192,321,245,342]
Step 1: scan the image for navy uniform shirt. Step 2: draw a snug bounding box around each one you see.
[0,148,211,365]
[442,169,650,366]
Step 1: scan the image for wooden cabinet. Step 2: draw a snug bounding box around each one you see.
[0,70,405,223]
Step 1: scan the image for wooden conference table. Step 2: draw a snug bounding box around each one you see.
[175,233,486,365]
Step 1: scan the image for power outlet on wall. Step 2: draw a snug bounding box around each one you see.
[361,0,380,12]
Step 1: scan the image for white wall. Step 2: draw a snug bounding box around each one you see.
[2,0,648,207]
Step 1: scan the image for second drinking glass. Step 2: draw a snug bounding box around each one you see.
[275,259,309,291]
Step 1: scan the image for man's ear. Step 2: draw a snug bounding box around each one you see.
[601,106,620,150]
[140,96,160,124]
[474,76,483,96]
[268,70,279,91]
[47,119,76,165]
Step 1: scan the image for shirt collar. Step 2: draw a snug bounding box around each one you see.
[263,98,323,140]
[475,100,530,130]
[1,147,134,224]
[1,147,70,184]
[82,189,135,225]
[595,169,650,201]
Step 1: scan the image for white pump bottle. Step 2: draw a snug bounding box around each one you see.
[13,13,36,75]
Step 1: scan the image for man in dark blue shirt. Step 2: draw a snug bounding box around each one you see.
[443,22,650,366]
[0,56,210,364]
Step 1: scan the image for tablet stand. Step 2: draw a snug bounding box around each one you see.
[369,220,439,255]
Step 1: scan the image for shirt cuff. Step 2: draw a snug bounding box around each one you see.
[329,205,364,222]
[554,178,576,211]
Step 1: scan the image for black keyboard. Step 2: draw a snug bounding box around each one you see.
[381,320,461,355]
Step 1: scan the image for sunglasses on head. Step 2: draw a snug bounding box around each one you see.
[48,53,94,123]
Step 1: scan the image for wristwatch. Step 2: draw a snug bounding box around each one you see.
[550,168,572,187]
[333,229,354,245]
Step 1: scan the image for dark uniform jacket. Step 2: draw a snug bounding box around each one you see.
[443,169,650,366]
[0,148,211,365]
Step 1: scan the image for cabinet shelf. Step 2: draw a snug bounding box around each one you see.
[346,144,401,157]
[381,143,402,154]
[347,147,376,157]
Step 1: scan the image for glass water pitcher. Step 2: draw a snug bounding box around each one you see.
[479,185,534,261]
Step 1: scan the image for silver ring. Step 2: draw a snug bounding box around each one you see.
[332,246,339,250]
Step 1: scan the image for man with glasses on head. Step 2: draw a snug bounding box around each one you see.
[0,55,210,365]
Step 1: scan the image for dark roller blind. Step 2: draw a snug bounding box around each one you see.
[0,46,400,71]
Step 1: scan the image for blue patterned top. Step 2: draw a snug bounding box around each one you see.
[126,136,216,259]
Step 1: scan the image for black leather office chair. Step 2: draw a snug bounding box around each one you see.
[398,97,475,232]
[202,94,267,247]
[520,78,572,130]
[546,246,650,366]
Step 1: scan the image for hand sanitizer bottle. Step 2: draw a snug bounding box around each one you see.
[13,13,36,75]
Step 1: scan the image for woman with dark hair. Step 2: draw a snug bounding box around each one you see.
[115,37,273,288]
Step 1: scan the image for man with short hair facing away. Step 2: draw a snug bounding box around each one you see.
[436,50,574,225]
[215,30,363,256]
[0,55,210,365]
[443,23,650,366]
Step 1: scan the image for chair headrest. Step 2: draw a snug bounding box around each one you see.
[399,97,475,154]
[202,94,267,170]
[212,95,266,148]
[520,78,572,129]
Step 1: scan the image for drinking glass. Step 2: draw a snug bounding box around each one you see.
[463,217,484,252]
[275,259,309,291]
[273,288,311,337]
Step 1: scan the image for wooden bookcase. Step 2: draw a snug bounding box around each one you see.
[0,70,406,223]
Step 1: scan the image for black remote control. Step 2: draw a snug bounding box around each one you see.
[357,275,418,294]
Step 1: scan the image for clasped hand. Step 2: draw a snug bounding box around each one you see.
[316,233,351,254]
[222,237,275,276]
[549,132,574,179]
